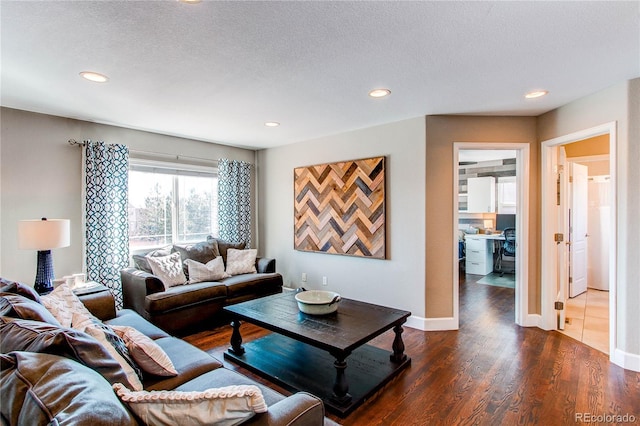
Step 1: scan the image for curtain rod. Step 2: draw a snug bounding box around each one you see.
[68,139,219,165]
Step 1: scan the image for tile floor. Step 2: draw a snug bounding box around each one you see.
[559,288,609,354]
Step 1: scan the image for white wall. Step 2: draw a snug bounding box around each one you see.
[0,107,255,285]
[258,117,426,320]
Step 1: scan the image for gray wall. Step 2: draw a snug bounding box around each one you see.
[0,107,256,284]
[258,117,427,320]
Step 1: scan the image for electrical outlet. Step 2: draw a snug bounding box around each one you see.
[322,276,328,286]
[301,273,307,282]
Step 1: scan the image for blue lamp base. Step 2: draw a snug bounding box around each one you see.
[34,249,55,295]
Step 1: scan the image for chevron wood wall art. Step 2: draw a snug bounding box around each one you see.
[294,156,386,259]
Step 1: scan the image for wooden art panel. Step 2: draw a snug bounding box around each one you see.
[294,156,386,259]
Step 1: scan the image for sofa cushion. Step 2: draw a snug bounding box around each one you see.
[144,281,227,315]
[225,248,258,276]
[142,336,223,390]
[173,240,220,278]
[132,246,173,273]
[0,352,136,426]
[106,309,170,340]
[208,236,246,265]
[222,273,283,299]
[41,283,97,328]
[111,325,178,377]
[147,252,188,289]
[185,257,230,283]
[0,278,41,302]
[113,382,266,426]
[0,293,61,325]
[0,317,134,388]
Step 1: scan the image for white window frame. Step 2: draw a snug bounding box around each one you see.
[129,158,218,253]
[497,176,517,214]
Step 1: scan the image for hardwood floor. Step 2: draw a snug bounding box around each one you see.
[184,277,640,425]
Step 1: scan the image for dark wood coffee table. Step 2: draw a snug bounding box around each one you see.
[223,292,411,417]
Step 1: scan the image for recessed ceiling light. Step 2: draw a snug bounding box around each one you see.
[525,90,548,99]
[264,122,280,127]
[178,0,202,3]
[369,88,391,98]
[79,71,109,83]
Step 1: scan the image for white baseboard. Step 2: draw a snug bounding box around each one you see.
[521,314,542,328]
[405,315,458,331]
[612,348,640,372]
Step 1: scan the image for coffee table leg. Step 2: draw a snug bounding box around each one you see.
[229,319,245,355]
[331,355,352,406]
[390,324,407,363]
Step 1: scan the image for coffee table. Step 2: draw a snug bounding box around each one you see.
[223,292,411,417]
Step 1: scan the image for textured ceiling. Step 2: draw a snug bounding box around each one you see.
[1,1,639,149]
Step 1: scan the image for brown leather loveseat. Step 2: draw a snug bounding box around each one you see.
[121,237,283,335]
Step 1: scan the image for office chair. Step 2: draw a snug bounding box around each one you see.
[497,227,516,276]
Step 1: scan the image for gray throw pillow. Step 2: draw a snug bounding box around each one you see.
[0,278,41,303]
[0,293,61,326]
[207,236,246,266]
[0,317,133,388]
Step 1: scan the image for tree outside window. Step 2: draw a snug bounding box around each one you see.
[128,168,218,251]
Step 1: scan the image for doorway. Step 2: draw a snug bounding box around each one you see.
[453,143,530,328]
[559,152,611,354]
[540,122,616,359]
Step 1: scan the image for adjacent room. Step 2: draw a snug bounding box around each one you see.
[1,1,639,425]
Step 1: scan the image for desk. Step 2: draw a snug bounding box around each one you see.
[466,233,505,241]
[464,234,504,275]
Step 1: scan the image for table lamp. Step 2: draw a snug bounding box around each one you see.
[18,218,70,294]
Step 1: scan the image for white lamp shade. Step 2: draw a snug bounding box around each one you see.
[18,219,71,250]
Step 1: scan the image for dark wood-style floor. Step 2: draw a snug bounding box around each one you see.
[184,275,640,425]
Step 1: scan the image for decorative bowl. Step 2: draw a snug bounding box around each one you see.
[295,290,341,315]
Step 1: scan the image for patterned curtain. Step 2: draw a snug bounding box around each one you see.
[217,159,252,247]
[84,141,129,308]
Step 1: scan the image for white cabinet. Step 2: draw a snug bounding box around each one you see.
[467,177,495,213]
[465,236,494,275]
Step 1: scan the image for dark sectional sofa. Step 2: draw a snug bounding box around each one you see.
[0,279,335,425]
[121,237,283,334]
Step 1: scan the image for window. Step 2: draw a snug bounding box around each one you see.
[497,176,517,214]
[128,160,218,251]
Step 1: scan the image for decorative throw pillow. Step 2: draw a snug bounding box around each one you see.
[111,325,178,377]
[0,317,133,388]
[84,320,144,391]
[132,246,173,274]
[41,283,97,328]
[172,240,220,278]
[225,249,258,276]
[185,257,230,283]
[113,383,267,426]
[1,352,137,426]
[0,293,61,325]
[146,252,187,290]
[207,237,246,266]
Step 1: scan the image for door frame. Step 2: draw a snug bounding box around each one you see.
[540,122,617,359]
[453,142,531,327]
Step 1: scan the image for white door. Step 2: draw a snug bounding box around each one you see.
[569,163,588,297]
